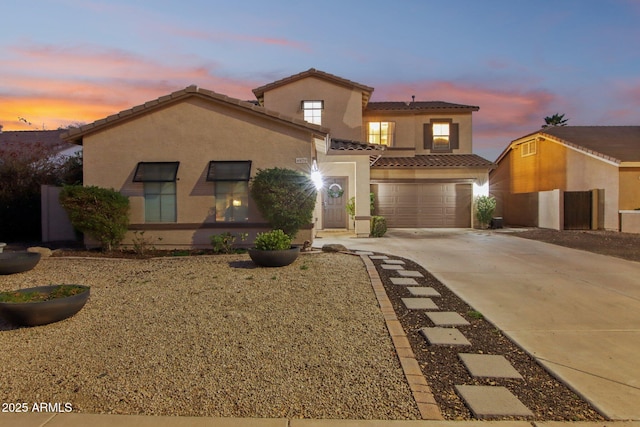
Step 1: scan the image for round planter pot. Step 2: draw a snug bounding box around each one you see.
[248,246,300,267]
[0,252,41,275]
[0,285,90,327]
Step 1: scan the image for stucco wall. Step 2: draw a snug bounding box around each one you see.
[362,111,474,154]
[82,98,316,247]
[262,77,363,141]
[493,136,622,230]
[619,167,640,210]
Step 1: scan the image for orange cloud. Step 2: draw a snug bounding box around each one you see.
[371,79,560,160]
[0,42,261,130]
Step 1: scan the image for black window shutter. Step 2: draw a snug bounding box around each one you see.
[423,123,433,149]
[450,123,459,150]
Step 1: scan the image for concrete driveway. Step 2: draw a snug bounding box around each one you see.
[314,228,640,421]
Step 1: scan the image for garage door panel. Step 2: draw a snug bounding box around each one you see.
[374,183,471,228]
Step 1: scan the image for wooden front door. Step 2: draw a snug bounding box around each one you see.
[323,177,347,228]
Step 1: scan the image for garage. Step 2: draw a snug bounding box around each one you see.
[372,182,472,228]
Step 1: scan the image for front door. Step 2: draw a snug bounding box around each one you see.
[323,177,347,228]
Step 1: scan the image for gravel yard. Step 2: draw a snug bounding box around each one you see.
[0,253,421,419]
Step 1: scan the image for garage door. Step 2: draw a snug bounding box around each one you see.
[373,183,472,228]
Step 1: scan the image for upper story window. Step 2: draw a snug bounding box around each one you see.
[423,119,459,152]
[367,122,395,146]
[432,122,450,151]
[521,140,537,157]
[302,100,323,125]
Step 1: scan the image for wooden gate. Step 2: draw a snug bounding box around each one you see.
[564,191,592,230]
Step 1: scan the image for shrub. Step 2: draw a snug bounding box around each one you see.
[475,195,497,229]
[59,185,130,251]
[249,168,317,238]
[370,216,387,237]
[209,232,247,254]
[254,229,292,251]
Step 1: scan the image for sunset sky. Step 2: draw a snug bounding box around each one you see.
[1,0,638,160]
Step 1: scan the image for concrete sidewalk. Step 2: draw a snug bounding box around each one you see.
[315,228,640,421]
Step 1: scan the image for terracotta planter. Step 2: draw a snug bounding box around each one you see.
[0,285,90,327]
[0,252,41,275]
[248,246,300,267]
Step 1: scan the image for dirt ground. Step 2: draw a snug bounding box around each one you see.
[509,228,640,263]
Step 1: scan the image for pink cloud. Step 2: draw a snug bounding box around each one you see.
[0,42,262,130]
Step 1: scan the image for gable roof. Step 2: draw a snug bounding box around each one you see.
[372,154,494,169]
[541,126,640,163]
[498,126,640,164]
[366,101,480,113]
[62,85,329,144]
[252,68,374,107]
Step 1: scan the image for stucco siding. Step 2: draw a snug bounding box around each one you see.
[262,77,363,141]
[619,167,640,210]
[82,98,315,246]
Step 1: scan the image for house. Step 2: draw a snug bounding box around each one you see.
[253,69,493,231]
[61,69,493,248]
[490,126,640,233]
[0,129,80,162]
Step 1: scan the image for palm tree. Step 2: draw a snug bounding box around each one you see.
[542,113,568,128]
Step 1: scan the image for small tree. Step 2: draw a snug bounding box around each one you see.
[249,168,317,238]
[59,185,130,251]
[475,195,497,229]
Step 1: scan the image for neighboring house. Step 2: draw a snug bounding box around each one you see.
[490,126,640,232]
[62,68,493,248]
[0,129,81,163]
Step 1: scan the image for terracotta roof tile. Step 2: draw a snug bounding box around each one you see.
[62,86,329,143]
[372,154,494,168]
[252,68,374,98]
[330,138,384,152]
[366,101,479,112]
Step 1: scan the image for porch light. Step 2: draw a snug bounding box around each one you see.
[473,180,489,197]
[232,199,242,207]
[310,160,323,190]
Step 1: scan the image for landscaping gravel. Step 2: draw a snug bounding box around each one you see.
[0,253,421,419]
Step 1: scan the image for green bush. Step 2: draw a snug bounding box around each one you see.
[254,229,292,251]
[209,232,247,254]
[249,168,317,238]
[475,195,497,229]
[370,216,387,237]
[59,185,130,251]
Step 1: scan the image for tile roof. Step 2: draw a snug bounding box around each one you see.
[62,85,329,144]
[330,138,384,152]
[252,68,374,99]
[366,101,479,112]
[371,154,495,168]
[540,126,640,163]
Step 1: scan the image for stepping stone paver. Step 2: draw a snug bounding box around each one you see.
[398,270,423,278]
[426,312,469,326]
[384,259,405,265]
[419,327,471,346]
[369,255,388,260]
[381,264,404,270]
[391,277,419,286]
[402,298,439,310]
[455,385,533,418]
[458,353,523,379]
[408,287,441,297]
